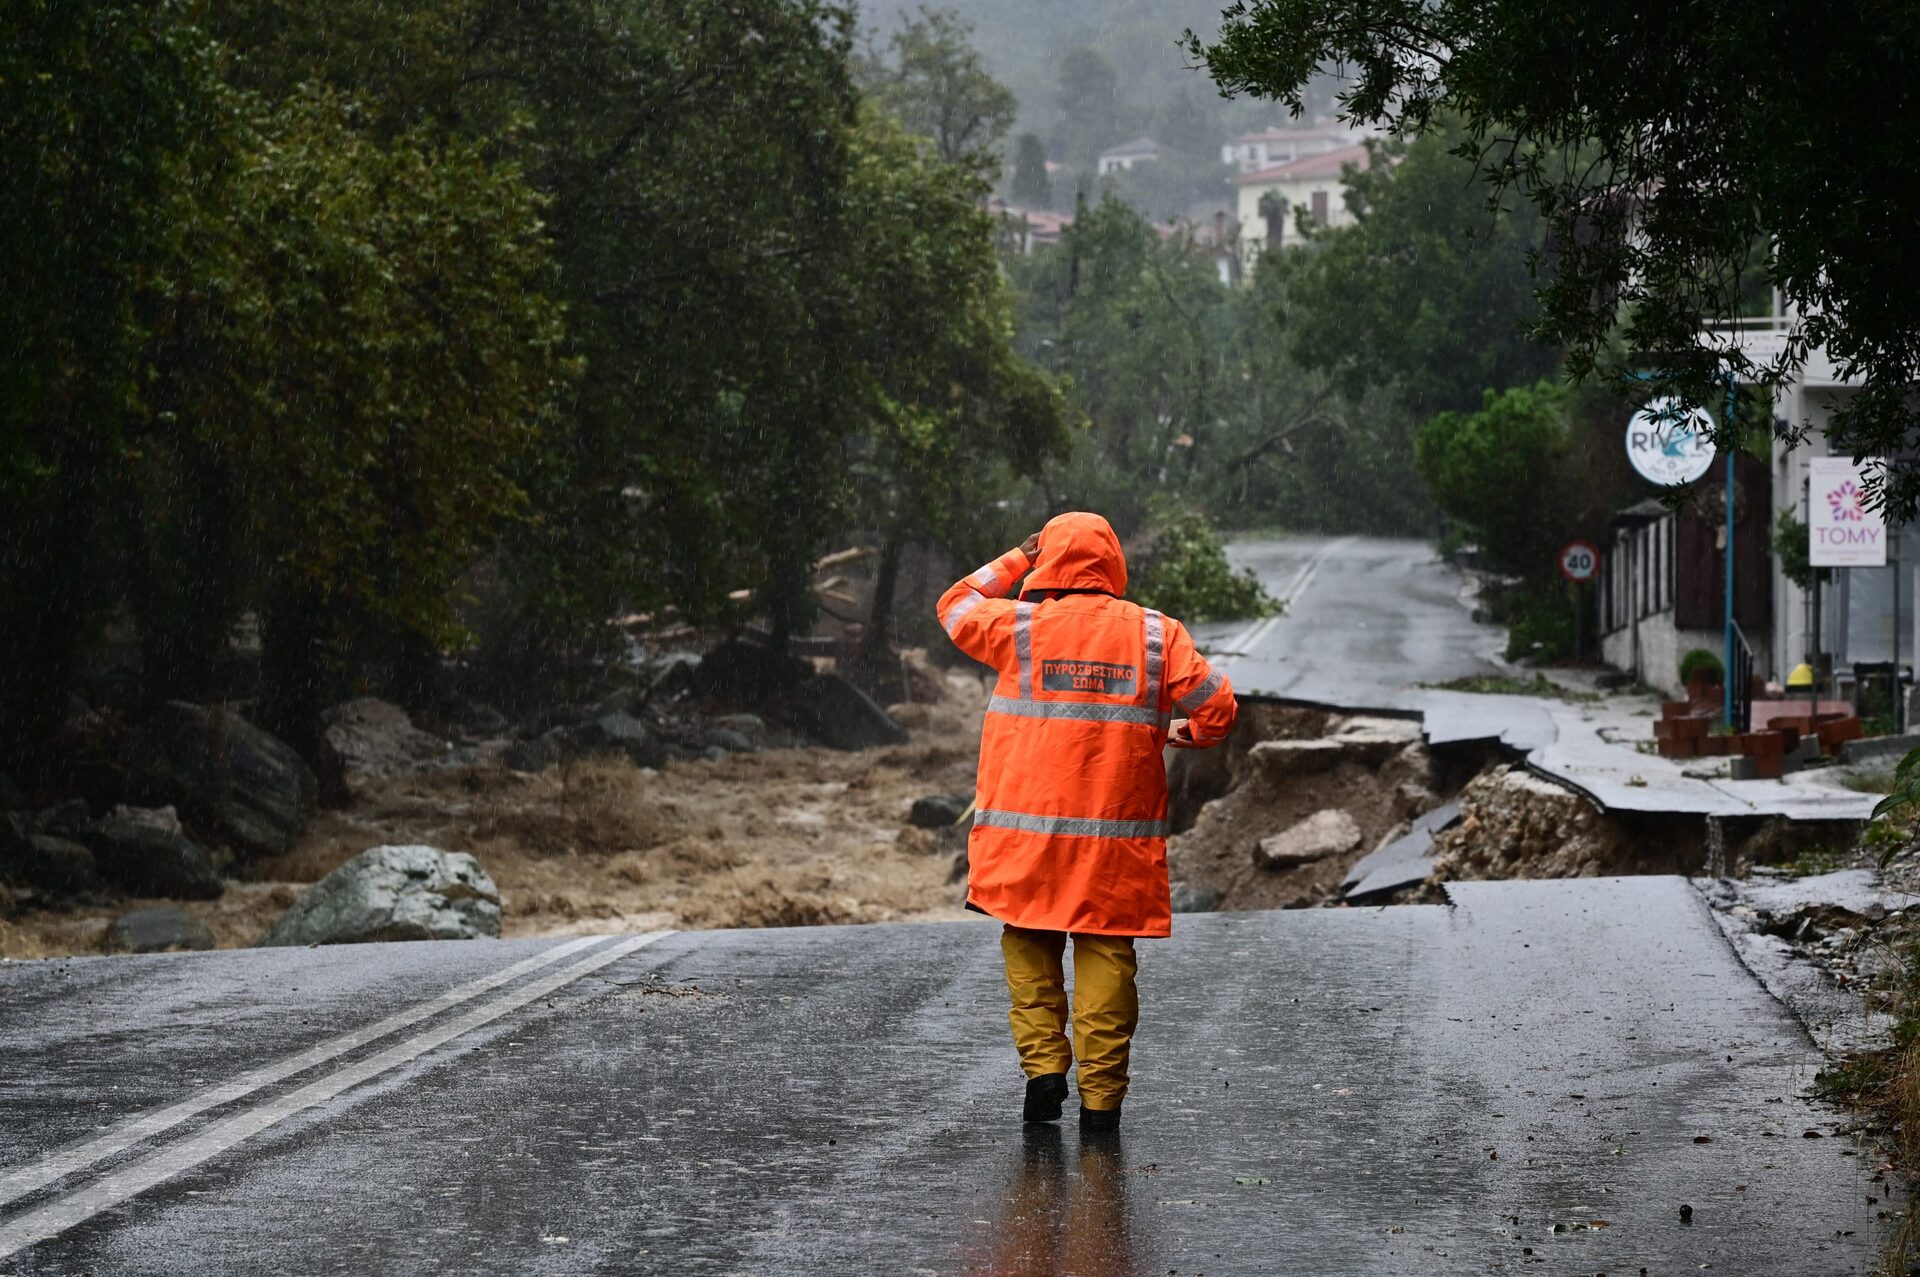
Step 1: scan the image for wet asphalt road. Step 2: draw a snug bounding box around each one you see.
[0,878,1883,1274]
[1197,536,1509,706]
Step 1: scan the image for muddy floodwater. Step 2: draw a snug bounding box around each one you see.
[0,678,992,960]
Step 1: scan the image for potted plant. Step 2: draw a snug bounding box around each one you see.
[1679,648,1725,707]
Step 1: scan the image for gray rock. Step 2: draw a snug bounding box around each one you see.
[792,673,909,751]
[322,698,452,792]
[104,906,215,954]
[1170,881,1223,914]
[4,833,101,895]
[132,702,317,857]
[79,817,224,900]
[1247,739,1350,779]
[694,639,810,706]
[37,798,94,838]
[647,653,702,705]
[0,809,34,857]
[704,728,756,754]
[909,794,971,829]
[1254,809,1363,870]
[572,711,667,769]
[0,771,26,811]
[260,844,500,946]
[106,804,184,834]
[463,703,511,736]
[503,728,568,773]
[710,713,767,735]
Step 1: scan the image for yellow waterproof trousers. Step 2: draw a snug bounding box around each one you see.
[1000,924,1138,1111]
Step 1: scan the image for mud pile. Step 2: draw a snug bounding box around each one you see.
[1166,706,1438,911]
[1425,765,1641,882]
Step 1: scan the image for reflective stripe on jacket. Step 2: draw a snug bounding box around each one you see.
[937,512,1238,937]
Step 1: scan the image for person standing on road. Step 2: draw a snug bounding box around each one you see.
[937,511,1238,1132]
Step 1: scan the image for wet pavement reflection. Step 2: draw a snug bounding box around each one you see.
[974,1125,1144,1276]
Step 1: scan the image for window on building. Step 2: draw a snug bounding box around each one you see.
[1310,189,1330,224]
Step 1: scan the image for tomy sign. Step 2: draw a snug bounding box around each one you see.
[1809,456,1887,568]
[1625,397,1716,486]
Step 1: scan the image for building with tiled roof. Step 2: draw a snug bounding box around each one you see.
[1221,122,1372,173]
[1230,141,1373,260]
[1096,137,1164,175]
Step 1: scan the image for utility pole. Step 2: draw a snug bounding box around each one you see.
[1723,373,1738,729]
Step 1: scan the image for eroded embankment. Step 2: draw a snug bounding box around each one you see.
[1165,699,1866,911]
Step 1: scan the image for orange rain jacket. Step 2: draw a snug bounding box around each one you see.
[937,512,1238,937]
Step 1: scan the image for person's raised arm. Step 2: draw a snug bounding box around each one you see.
[936,534,1039,665]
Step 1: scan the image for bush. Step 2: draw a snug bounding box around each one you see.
[1498,588,1575,663]
[1679,648,1725,686]
[1131,509,1278,622]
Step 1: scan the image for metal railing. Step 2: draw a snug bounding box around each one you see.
[1729,622,1755,733]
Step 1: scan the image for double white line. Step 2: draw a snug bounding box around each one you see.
[0,931,673,1261]
[1219,536,1355,661]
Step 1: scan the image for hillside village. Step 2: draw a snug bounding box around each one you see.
[993,117,1378,282]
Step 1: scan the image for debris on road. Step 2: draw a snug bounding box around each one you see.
[259,844,502,946]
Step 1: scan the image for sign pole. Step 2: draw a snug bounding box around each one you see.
[1724,376,1737,728]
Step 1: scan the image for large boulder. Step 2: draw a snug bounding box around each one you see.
[104,906,215,955]
[2,827,102,895]
[1253,809,1363,870]
[131,702,317,857]
[571,711,667,769]
[260,845,500,946]
[908,794,971,829]
[321,698,452,795]
[502,728,569,774]
[694,639,811,706]
[792,674,909,751]
[1246,739,1351,780]
[78,816,224,899]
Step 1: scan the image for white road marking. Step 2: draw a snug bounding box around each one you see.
[0,934,610,1210]
[1219,536,1356,662]
[0,931,673,1260]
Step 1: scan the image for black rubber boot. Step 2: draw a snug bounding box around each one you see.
[1023,1073,1069,1123]
[1079,1104,1122,1134]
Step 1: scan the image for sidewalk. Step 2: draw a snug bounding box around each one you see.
[1419,683,1883,821]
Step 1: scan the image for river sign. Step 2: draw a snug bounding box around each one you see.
[1559,540,1600,583]
[1625,397,1716,486]
[1809,455,1887,567]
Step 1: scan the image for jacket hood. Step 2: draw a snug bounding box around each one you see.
[1022,511,1127,597]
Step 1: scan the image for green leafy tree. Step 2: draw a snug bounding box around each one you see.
[1414,382,1572,581]
[1276,127,1560,419]
[860,7,1017,174]
[1009,132,1052,207]
[1186,0,1920,515]
[1051,47,1126,167]
[0,2,231,749]
[158,88,574,747]
[840,112,1074,667]
[1132,508,1275,621]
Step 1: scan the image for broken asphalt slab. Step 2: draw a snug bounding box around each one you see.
[0,877,1884,1274]
[1340,800,1461,901]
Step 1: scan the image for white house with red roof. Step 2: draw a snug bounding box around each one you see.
[1220,122,1370,173]
[1230,141,1372,261]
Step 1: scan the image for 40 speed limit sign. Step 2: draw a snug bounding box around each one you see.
[1558,540,1601,583]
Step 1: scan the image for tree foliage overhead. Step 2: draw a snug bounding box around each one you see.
[0,0,1070,759]
[859,6,1017,174]
[1277,127,1559,419]
[1188,0,1920,513]
[1005,196,1433,538]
